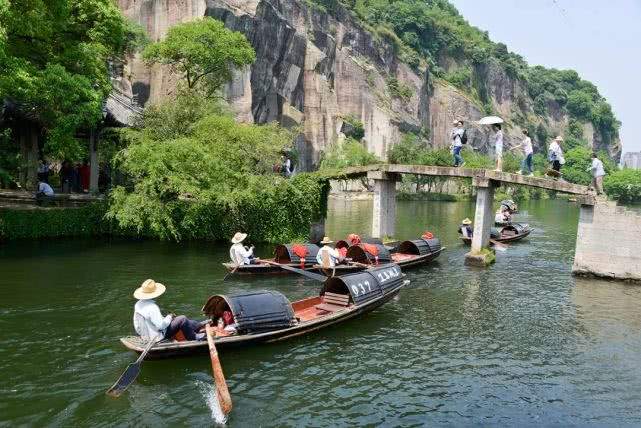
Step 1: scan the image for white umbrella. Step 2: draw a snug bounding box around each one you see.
[478,116,504,125]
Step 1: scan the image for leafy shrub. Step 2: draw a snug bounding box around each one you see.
[386,77,413,101]
[604,169,641,203]
[320,138,379,170]
[108,93,327,242]
[444,67,472,91]
[341,115,365,140]
[561,146,593,185]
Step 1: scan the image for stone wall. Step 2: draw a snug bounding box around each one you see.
[573,200,641,281]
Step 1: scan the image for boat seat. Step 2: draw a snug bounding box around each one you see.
[315,292,350,313]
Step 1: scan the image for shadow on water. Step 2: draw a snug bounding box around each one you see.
[3,198,641,426]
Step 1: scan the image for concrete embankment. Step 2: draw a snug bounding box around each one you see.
[574,199,641,281]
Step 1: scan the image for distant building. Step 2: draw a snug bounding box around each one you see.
[622,152,641,169]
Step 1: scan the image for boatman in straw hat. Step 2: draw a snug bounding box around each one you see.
[133,279,207,342]
[458,218,473,239]
[229,232,256,265]
[317,237,342,268]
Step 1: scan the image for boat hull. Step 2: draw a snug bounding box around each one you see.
[120,283,405,359]
[461,228,532,245]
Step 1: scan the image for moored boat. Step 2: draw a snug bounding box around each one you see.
[460,223,532,244]
[121,263,408,358]
[318,236,444,275]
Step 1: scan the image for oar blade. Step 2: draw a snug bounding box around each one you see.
[106,362,141,398]
[206,325,232,415]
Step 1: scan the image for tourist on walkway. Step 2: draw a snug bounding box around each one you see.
[229,232,256,265]
[548,136,564,174]
[133,279,207,341]
[282,155,292,178]
[317,236,342,268]
[493,124,503,171]
[35,180,54,197]
[60,161,73,193]
[450,120,465,167]
[459,218,473,238]
[512,129,533,175]
[588,152,606,195]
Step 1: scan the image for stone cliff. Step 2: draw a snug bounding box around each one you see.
[117,0,621,171]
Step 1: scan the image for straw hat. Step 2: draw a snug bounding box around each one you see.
[452,119,459,126]
[461,218,472,225]
[554,136,564,142]
[320,236,334,244]
[134,279,166,300]
[231,232,247,244]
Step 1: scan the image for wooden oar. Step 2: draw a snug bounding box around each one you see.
[261,260,327,282]
[490,239,508,251]
[222,264,239,281]
[106,338,156,398]
[205,324,232,415]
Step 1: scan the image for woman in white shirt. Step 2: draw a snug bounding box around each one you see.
[548,136,564,173]
[493,124,503,171]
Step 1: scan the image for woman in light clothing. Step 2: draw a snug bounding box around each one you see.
[450,120,465,167]
[588,152,606,194]
[493,124,503,171]
[548,136,564,173]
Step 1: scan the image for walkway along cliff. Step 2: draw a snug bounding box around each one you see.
[116,0,621,171]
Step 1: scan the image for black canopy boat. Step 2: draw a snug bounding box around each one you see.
[320,237,444,275]
[120,264,408,358]
[222,243,320,275]
[460,223,532,244]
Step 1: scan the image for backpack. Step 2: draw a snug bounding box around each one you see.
[461,129,468,144]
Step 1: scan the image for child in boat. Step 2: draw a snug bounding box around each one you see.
[229,232,257,265]
[133,279,208,342]
[459,218,473,238]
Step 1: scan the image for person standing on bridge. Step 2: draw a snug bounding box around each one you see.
[588,152,606,195]
[511,129,534,176]
[548,136,565,175]
[492,124,504,171]
[450,120,465,167]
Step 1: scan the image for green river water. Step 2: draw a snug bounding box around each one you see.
[2,198,641,426]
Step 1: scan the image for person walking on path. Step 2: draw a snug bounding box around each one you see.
[133,279,207,342]
[548,136,564,174]
[588,152,606,195]
[492,124,504,171]
[450,120,465,167]
[511,129,534,175]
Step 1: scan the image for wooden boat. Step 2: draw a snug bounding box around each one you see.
[460,223,532,244]
[222,243,320,275]
[320,238,444,275]
[120,264,408,359]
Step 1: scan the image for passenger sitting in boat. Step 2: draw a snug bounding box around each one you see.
[459,218,473,238]
[495,208,511,224]
[133,279,207,342]
[229,232,257,265]
[316,236,342,268]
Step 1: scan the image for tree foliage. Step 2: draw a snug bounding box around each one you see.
[143,17,255,94]
[320,138,380,170]
[0,0,144,158]
[604,169,641,204]
[108,93,326,242]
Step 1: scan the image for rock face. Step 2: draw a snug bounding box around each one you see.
[117,0,620,170]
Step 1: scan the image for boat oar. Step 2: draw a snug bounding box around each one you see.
[261,260,327,282]
[490,239,508,252]
[205,324,232,415]
[222,264,239,281]
[106,338,156,398]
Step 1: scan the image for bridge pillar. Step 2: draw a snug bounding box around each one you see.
[465,177,497,266]
[368,171,399,239]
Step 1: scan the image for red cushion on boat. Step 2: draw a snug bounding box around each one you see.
[362,243,379,256]
[422,231,434,239]
[292,244,309,259]
[174,331,187,342]
[222,310,234,326]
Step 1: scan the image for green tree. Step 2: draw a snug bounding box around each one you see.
[604,169,641,204]
[320,138,380,170]
[0,0,143,159]
[143,17,255,94]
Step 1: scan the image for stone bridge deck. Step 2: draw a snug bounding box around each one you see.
[335,164,591,196]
